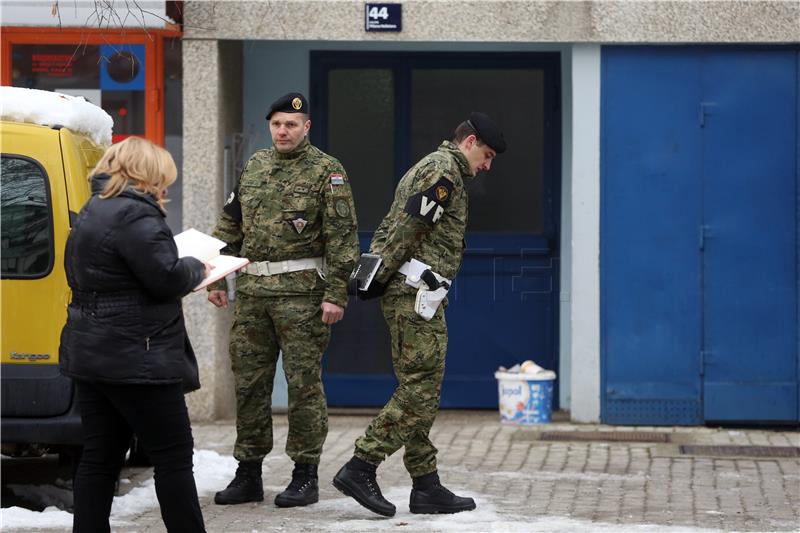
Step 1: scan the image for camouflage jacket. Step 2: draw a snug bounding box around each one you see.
[371,141,472,294]
[211,138,359,307]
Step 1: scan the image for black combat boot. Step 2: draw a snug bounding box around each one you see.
[332,456,396,517]
[214,460,264,505]
[274,463,319,507]
[409,471,476,514]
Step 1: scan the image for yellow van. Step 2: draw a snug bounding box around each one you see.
[1,87,108,458]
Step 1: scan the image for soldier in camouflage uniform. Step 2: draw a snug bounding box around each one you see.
[208,93,359,508]
[333,112,506,517]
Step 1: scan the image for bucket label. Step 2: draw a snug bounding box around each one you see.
[497,378,553,425]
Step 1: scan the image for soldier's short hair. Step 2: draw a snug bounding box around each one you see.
[453,121,478,144]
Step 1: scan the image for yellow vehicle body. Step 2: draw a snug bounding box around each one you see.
[1,120,104,450]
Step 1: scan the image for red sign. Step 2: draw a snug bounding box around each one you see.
[31,54,73,77]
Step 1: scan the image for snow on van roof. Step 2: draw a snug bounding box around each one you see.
[0,86,112,146]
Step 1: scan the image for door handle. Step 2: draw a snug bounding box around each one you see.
[699,102,717,128]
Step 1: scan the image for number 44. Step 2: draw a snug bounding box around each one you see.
[368,6,389,20]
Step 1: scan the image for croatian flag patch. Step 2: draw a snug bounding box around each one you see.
[330,173,344,185]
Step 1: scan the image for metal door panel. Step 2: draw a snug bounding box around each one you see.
[701,50,798,422]
[602,46,799,424]
[443,235,556,407]
[601,48,704,424]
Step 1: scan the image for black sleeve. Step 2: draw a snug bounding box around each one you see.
[222,181,242,222]
[115,210,206,300]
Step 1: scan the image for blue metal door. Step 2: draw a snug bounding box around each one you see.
[700,50,798,422]
[601,49,705,424]
[311,52,561,408]
[602,46,799,424]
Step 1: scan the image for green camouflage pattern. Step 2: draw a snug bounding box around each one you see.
[211,137,359,465]
[371,140,472,292]
[230,291,329,464]
[353,141,474,477]
[212,137,359,308]
[354,292,447,477]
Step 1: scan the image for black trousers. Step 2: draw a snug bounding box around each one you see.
[73,381,205,533]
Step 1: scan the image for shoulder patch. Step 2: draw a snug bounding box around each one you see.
[330,173,344,186]
[404,177,454,225]
[334,198,351,218]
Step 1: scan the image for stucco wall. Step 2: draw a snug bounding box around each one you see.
[182,40,242,420]
[184,1,799,43]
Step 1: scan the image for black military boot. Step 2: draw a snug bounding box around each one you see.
[214,460,264,505]
[409,471,476,514]
[332,456,396,517]
[274,463,319,507]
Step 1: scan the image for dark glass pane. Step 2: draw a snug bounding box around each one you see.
[410,69,545,234]
[164,38,183,233]
[11,44,100,91]
[327,69,395,231]
[1,158,52,277]
[102,91,145,135]
[164,38,183,136]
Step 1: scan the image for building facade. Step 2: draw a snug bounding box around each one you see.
[3,1,796,425]
[179,1,799,424]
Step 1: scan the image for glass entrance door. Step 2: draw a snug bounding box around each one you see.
[312,52,561,408]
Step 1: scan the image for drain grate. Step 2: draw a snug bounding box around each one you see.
[538,431,670,443]
[679,445,800,458]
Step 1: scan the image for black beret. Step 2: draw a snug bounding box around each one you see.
[467,112,506,154]
[265,92,309,120]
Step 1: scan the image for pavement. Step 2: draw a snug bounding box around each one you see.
[4,410,799,532]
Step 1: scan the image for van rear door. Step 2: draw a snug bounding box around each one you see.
[1,122,74,418]
[60,128,101,216]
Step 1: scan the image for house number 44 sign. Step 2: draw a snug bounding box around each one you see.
[365,3,402,32]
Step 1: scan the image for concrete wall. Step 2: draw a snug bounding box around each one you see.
[182,40,242,420]
[184,1,799,43]
[569,45,601,422]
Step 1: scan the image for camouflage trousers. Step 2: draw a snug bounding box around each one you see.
[229,291,329,465]
[354,292,447,478]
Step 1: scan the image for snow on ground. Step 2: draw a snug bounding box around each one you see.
[1,450,235,530]
[2,450,723,532]
[300,487,721,533]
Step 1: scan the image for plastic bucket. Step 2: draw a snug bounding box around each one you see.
[494,371,554,425]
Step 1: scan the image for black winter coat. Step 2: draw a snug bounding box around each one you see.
[59,175,206,391]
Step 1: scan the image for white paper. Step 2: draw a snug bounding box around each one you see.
[173,228,226,263]
[173,228,249,291]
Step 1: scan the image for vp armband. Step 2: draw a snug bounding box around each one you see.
[403,178,453,225]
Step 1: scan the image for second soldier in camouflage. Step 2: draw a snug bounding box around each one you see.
[333,112,506,517]
[208,92,359,508]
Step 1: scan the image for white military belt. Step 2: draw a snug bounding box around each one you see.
[243,257,323,277]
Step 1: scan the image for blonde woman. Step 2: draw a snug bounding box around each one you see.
[59,137,207,532]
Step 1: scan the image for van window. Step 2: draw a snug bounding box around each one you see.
[1,156,53,278]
